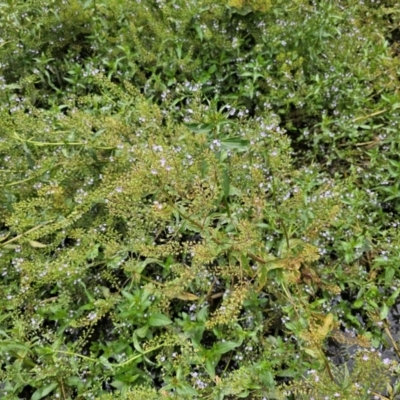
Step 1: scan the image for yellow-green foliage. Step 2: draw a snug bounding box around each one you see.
[0,73,392,399]
[287,350,393,399]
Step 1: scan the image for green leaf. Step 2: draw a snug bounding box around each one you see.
[387,288,400,307]
[371,337,381,348]
[31,382,58,400]
[61,148,69,158]
[385,267,395,286]
[86,243,100,259]
[2,244,19,249]
[99,356,114,370]
[101,286,111,298]
[177,384,199,397]
[380,303,389,320]
[260,370,274,387]
[205,357,218,378]
[110,380,127,391]
[148,313,172,327]
[230,6,253,15]
[5,83,21,90]
[353,298,364,309]
[220,137,250,151]
[343,363,351,387]
[228,184,242,196]
[173,292,199,301]
[181,219,202,233]
[132,333,144,353]
[67,376,85,388]
[194,24,203,42]
[135,325,149,338]
[197,306,209,322]
[0,341,31,353]
[142,257,165,267]
[304,348,318,358]
[213,341,241,355]
[121,290,134,301]
[183,123,213,134]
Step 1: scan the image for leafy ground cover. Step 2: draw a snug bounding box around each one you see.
[1,0,400,398]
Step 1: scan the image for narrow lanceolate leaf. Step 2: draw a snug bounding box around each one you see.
[318,313,334,340]
[173,292,199,301]
[28,240,47,248]
[380,303,389,320]
[183,122,213,134]
[0,231,10,242]
[1,244,19,249]
[0,341,32,353]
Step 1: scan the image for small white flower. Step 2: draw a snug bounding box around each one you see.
[210,139,221,150]
[152,145,163,152]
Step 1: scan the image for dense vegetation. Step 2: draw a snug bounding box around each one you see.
[1,0,400,398]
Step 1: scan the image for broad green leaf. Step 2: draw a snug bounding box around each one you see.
[230,6,253,15]
[121,290,134,301]
[135,325,149,338]
[260,370,274,387]
[67,376,85,388]
[276,369,296,378]
[31,382,58,400]
[148,313,172,327]
[220,137,250,151]
[99,356,114,369]
[213,341,241,355]
[111,378,138,390]
[86,243,99,259]
[197,306,208,322]
[304,348,318,358]
[177,384,199,397]
[228,184,242,196]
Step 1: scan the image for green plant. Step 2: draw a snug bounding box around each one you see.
[1,0,400,398]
